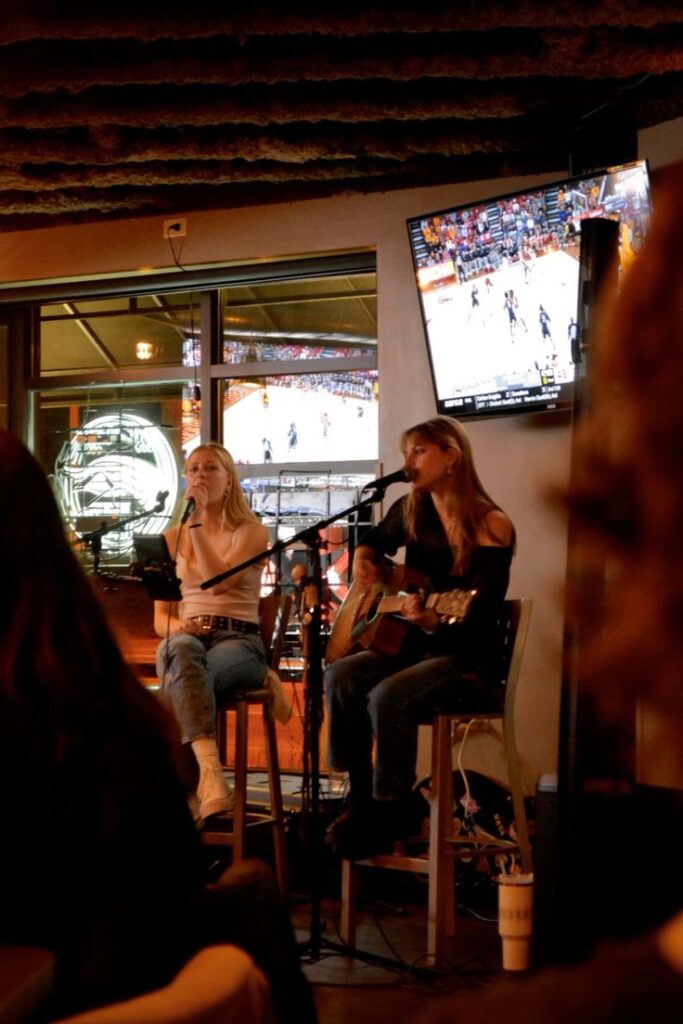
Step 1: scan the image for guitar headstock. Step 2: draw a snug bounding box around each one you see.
[434,588,478,624]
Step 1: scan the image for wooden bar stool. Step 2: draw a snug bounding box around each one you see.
[340,597,533,959]
[201,592,293,895]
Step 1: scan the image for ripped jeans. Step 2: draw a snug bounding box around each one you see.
[157,630,267,744]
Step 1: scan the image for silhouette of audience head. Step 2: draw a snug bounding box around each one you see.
[568,161,683,751]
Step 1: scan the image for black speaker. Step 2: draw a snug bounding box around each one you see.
[572,217,620,416]
[532,774,563,964]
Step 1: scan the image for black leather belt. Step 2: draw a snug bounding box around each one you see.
[189,614,259,636]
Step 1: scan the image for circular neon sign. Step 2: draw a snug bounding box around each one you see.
[54,411,178,562]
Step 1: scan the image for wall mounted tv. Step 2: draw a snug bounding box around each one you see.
[406,160,651,419]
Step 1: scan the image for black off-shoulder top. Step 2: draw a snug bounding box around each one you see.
[360,495,514,685]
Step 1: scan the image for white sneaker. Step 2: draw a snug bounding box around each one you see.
[196,761,235,821]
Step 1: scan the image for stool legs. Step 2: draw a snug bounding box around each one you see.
[232,699,249,869]
[340,860,357,947]
[208,695,289,897]
[427,716,456,955]
[263,702,289,893]
[338,719,458,959]
[503,720,532,873]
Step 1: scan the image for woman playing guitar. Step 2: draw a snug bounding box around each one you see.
[324,415,515,858]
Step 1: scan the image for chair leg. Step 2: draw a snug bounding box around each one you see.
[340,859,357,947]
[442,733,456,938]
[232,700,249,865]
[503,725,533,873]
[218,707,228,764]
[263,703,289,895]
[426,716,456,957]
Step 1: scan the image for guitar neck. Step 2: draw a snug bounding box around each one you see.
[376,595,404,615]
[377,592,442,616]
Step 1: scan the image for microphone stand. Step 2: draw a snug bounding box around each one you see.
[200,483,402,963]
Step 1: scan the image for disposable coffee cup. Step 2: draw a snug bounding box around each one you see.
[497,872,534,971]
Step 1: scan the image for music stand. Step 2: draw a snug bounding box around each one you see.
[132,533,183,602]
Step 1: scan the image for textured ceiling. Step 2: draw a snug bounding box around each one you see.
[0,3,682,232]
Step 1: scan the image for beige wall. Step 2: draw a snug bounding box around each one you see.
[1,118,681,789]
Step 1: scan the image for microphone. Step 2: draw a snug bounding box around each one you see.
[180,496,196,524]
[361,467,410,491]
[155,490,169,508]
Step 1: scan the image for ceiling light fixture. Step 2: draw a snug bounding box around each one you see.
[135,339,157,360]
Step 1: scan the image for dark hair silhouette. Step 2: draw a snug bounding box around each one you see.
[0,428,179,774]
[567,161,683,733]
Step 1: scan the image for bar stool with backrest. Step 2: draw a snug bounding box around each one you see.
[340,597,533,959]
[200,591,293,894]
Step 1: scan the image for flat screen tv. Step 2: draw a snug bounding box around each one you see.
[406,160,651,419]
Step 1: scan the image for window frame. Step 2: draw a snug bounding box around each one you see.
[0,250,378,478]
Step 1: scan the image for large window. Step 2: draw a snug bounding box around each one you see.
[220,273,377,364]
[39,292,198,375]
[11,252,377,574]
[221,370,377,466]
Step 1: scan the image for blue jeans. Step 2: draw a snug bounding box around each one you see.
[324,649,489,802]
[157,630,267,744]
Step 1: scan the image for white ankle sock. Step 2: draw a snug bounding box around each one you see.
[190,736,222,771]
[191,736,235,817]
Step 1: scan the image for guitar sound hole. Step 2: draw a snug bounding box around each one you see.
[366,592,384,622]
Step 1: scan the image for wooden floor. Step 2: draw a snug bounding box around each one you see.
[208,771,522,1024]
[291,871,517,1024]
[90,576,528,1021]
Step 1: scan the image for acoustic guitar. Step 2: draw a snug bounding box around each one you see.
[325,563,477,663]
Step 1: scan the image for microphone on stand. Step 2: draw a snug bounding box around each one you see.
[155,490,169,509]
[180,496,196,524]
[361,467,410,491]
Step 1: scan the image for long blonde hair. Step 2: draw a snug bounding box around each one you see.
[183,442,259,528]
[400,415,511,571]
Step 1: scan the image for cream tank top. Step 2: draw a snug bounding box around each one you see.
[176,530,263,624]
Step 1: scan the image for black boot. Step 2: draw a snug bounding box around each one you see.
[325,790,429,860]
[325,797,393,859]
[374,789,430,843]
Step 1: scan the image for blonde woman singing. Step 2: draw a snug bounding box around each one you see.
[156,443,269,823]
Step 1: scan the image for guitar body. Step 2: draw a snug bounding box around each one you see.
[325,565,477,664]
[325,564,411,663]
